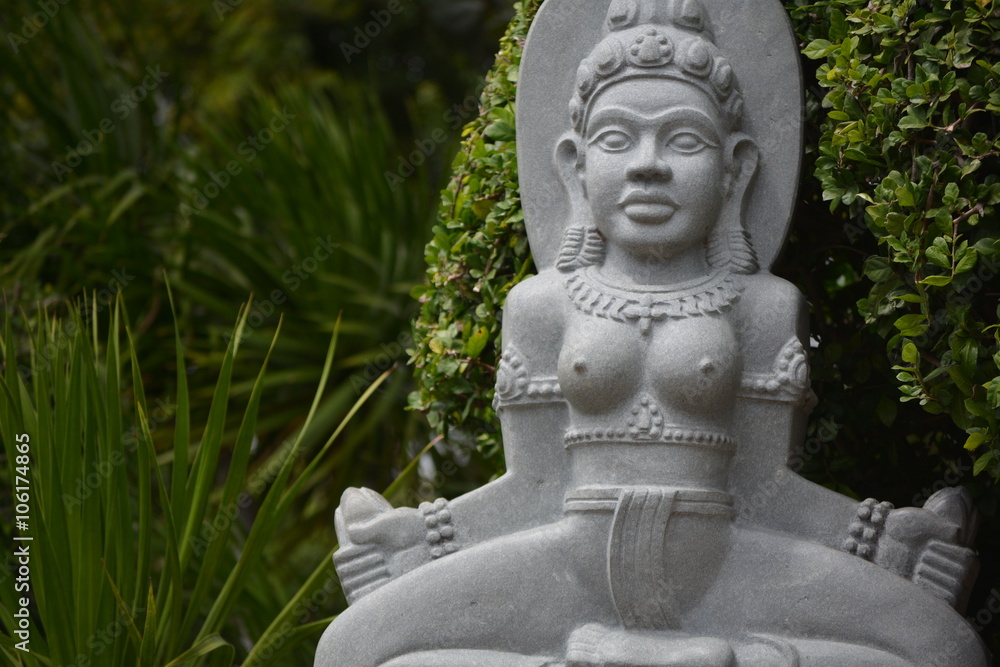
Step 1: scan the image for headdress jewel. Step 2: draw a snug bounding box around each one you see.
[569,0,744,134]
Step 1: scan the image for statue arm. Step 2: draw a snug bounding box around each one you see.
[333,273,571,602]
[444,272,572,544]
[729,274,859,548]
[730,275,979,609]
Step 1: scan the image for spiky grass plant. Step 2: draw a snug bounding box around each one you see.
[0,286,398,665]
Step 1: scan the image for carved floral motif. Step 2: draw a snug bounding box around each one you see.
[739,337,817,410]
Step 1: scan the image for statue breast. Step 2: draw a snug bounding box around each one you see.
[557,311,741,420]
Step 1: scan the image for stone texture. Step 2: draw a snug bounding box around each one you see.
[315,1,991,665]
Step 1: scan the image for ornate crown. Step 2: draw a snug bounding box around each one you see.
[569,0,744,134]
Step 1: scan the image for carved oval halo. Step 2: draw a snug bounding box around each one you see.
[517,0,802,272]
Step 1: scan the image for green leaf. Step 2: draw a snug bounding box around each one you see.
[901,342,919,364]
[877,395,898,427]
[894,187,914,207]
[973,450,995,476]
[484,121,516,142]
[964,432,987,451]
[898,114,926,130]
[924,242,951,268]
[894,314,928,336]
[804,39,836,60]
[955,248,978,274]
[464,327,490,359]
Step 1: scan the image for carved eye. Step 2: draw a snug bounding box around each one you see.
[592,129,632,152]
[666,131,714,153]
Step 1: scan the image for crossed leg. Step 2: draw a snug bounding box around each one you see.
[315,513,617,667]
[685,526,989,666]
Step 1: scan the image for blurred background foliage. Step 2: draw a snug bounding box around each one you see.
[1,0,998,661]
[1,0,512,661]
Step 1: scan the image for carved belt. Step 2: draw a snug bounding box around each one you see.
[565,486,733,630]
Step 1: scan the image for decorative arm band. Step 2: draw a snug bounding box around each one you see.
[842,498,894,561]
[739,337,817,411]
[493,345,564,411]
[419,498,459,560]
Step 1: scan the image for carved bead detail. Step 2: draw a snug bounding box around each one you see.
[420,498,458,559]
[606,0,639,30]
[628,29,674,67]
[564,423,734,450]
[675,0,707,32]
[712,61,734,96]
[842,498,894,562]
[594,38,627,77]
[576,61,598,99]
[682,39,713,77]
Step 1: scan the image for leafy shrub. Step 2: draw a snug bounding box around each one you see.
[802,0,1000,477]
[408,0,540,463]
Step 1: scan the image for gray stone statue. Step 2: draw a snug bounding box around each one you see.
[315,0,991,664]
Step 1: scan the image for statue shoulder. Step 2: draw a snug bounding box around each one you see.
[501,270,568,351]
[734,273,809,372]
[735,273,807,327]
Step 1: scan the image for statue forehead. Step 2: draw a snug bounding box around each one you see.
[587,78,720,124]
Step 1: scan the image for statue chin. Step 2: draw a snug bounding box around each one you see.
[313,0,990,665]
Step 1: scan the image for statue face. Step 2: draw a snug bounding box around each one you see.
[580,78,726,260]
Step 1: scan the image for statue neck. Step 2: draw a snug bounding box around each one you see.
[599,244,711,288]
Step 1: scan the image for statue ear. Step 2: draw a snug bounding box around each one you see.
[556,133,591,225]
[708,133,760,274]
[725,133,759,202]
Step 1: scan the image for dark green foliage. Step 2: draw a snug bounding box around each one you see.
[408,0,540,462]
[801,0,1000,477]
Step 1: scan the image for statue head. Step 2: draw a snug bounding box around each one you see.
[556,0,759,275]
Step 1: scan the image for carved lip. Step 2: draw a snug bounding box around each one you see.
[620,190,678,223]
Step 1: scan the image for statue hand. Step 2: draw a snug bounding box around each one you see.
[332,487,427,604]
[875,488,978,609]
[337,487,425,551]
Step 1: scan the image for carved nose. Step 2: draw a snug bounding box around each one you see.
[627,142,672,183]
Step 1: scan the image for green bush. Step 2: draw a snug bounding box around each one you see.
[409,0,540,463]
[801,0,1000,477]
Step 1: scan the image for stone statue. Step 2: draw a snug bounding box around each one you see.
[315,0,990,664]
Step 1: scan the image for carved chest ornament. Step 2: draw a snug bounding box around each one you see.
[564,266,743,335]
